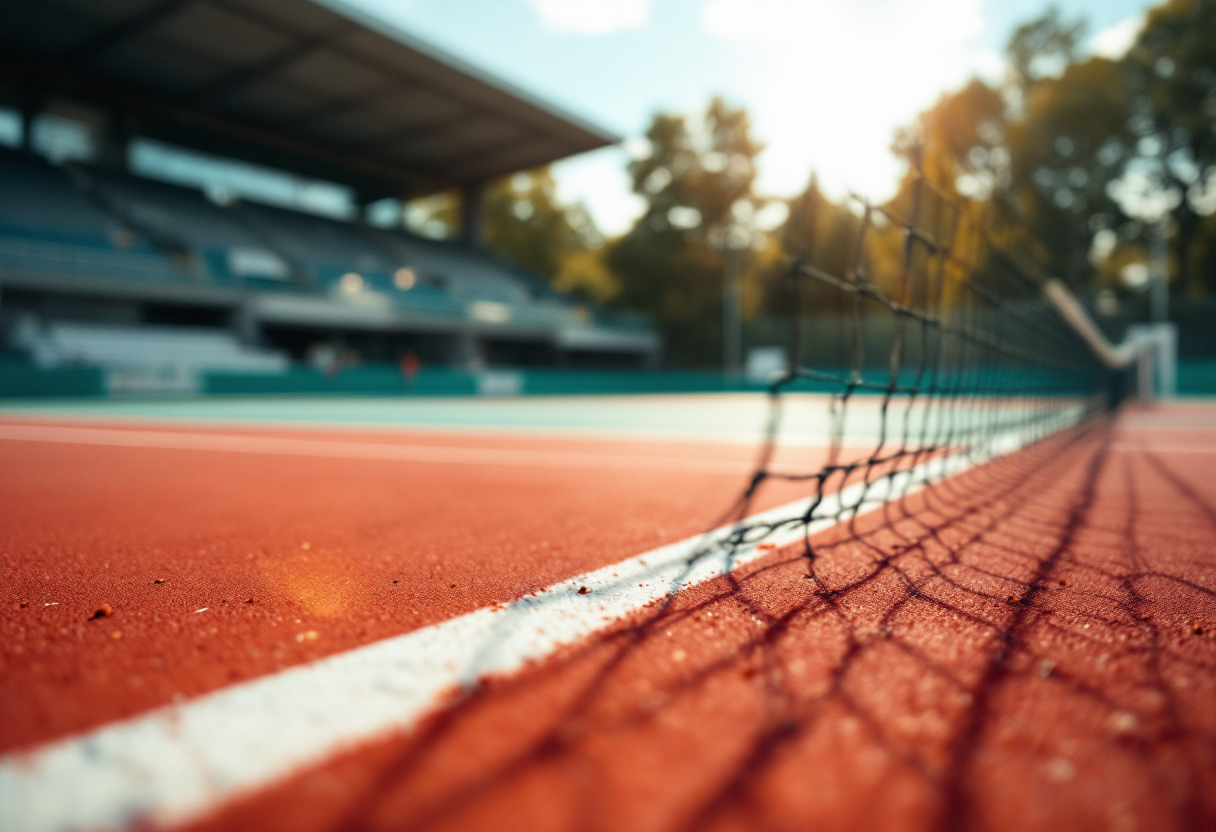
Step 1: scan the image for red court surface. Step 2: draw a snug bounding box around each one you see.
[0,417,815,753]
[2,402,1215,831]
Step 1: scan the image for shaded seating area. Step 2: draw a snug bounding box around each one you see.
[0,150,186,285]
[10,317,288,373]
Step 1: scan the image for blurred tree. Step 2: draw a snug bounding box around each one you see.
[1006,6,1087,93]
[1006,56,1134,287]
[1120,0,1216,294]
[1000,1,1216,295]
[883,79,1026,307]
[776,174,867,314]
[1193,214,1216,283]
[887,9,1135,292]
[482,168,603,287]
[623,97,766,239]
[606,97,769,366]
[894,79,1010,199]
[402,168,617,300]
[402,190,459,239]
[552,248,620,304]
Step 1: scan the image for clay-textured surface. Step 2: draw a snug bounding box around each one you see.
[3,405,1214,831]
[190,410,1216,832]
[0,420,810,753]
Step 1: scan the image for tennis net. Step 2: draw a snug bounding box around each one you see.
[715,160,1116,555]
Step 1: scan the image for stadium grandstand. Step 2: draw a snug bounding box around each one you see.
[0,0,659,392]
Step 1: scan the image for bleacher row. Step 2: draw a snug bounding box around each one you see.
[0,147,576,320]
[9,317,289,374]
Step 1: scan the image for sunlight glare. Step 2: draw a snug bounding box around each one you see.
[703,0,988,202]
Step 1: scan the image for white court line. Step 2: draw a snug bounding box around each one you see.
[0,412,839,448]
[0,424,1059,832]
[0,423,755,475]
[1110,442,1216,454]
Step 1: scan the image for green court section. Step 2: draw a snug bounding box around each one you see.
[1180,360,1216,395]
[0,391,1088,451]
[0,363,106,398]
[204,366,755,397]
[0,363,761,400]
[0,392,785,443]
[2,360,1215,401]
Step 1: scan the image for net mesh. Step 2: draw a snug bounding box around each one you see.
[715,160,1109,556]
[307,167,1203,832]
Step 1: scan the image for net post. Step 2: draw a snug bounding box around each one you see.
[1126,323,1178,401]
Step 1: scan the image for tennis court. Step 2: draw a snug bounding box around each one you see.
[2,389,1214,832]
[3,151,1215,832]
[4,0,1215,827]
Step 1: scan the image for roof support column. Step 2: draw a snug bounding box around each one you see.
[460,182,484,246]
[354,188,409,227]
[230,303,260,347]
[96,110,133,171]
[454,327,484,371]
[18,95,42,154]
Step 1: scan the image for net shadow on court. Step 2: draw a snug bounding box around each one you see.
[189,419,1215,832]
[190,162,1215,832]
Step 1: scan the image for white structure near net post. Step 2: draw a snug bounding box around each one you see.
[1126,324,1177,400]
[1043,280,1177,402]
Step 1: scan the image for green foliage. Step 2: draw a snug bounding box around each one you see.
[624,97,765,239]
[403,190,459,240]
[885,13,1116,289]
[402,169,618,302]
[606,97,770,367]
[552,248,620,304]
[893,79,1009,193]
[1006,7,1087,91]
[1006,57,1133,284]
[403,1,1216,368]
[482,169,602,287]
[886,0,1216,296]
[999,0,1216,294]
[776,175,868,315]
[1194,214,1216,281]
[1122,0,1216,292]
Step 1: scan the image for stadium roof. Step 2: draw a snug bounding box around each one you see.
[0,0,618,200]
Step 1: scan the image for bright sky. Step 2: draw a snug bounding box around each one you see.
[346,0,1158,235]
